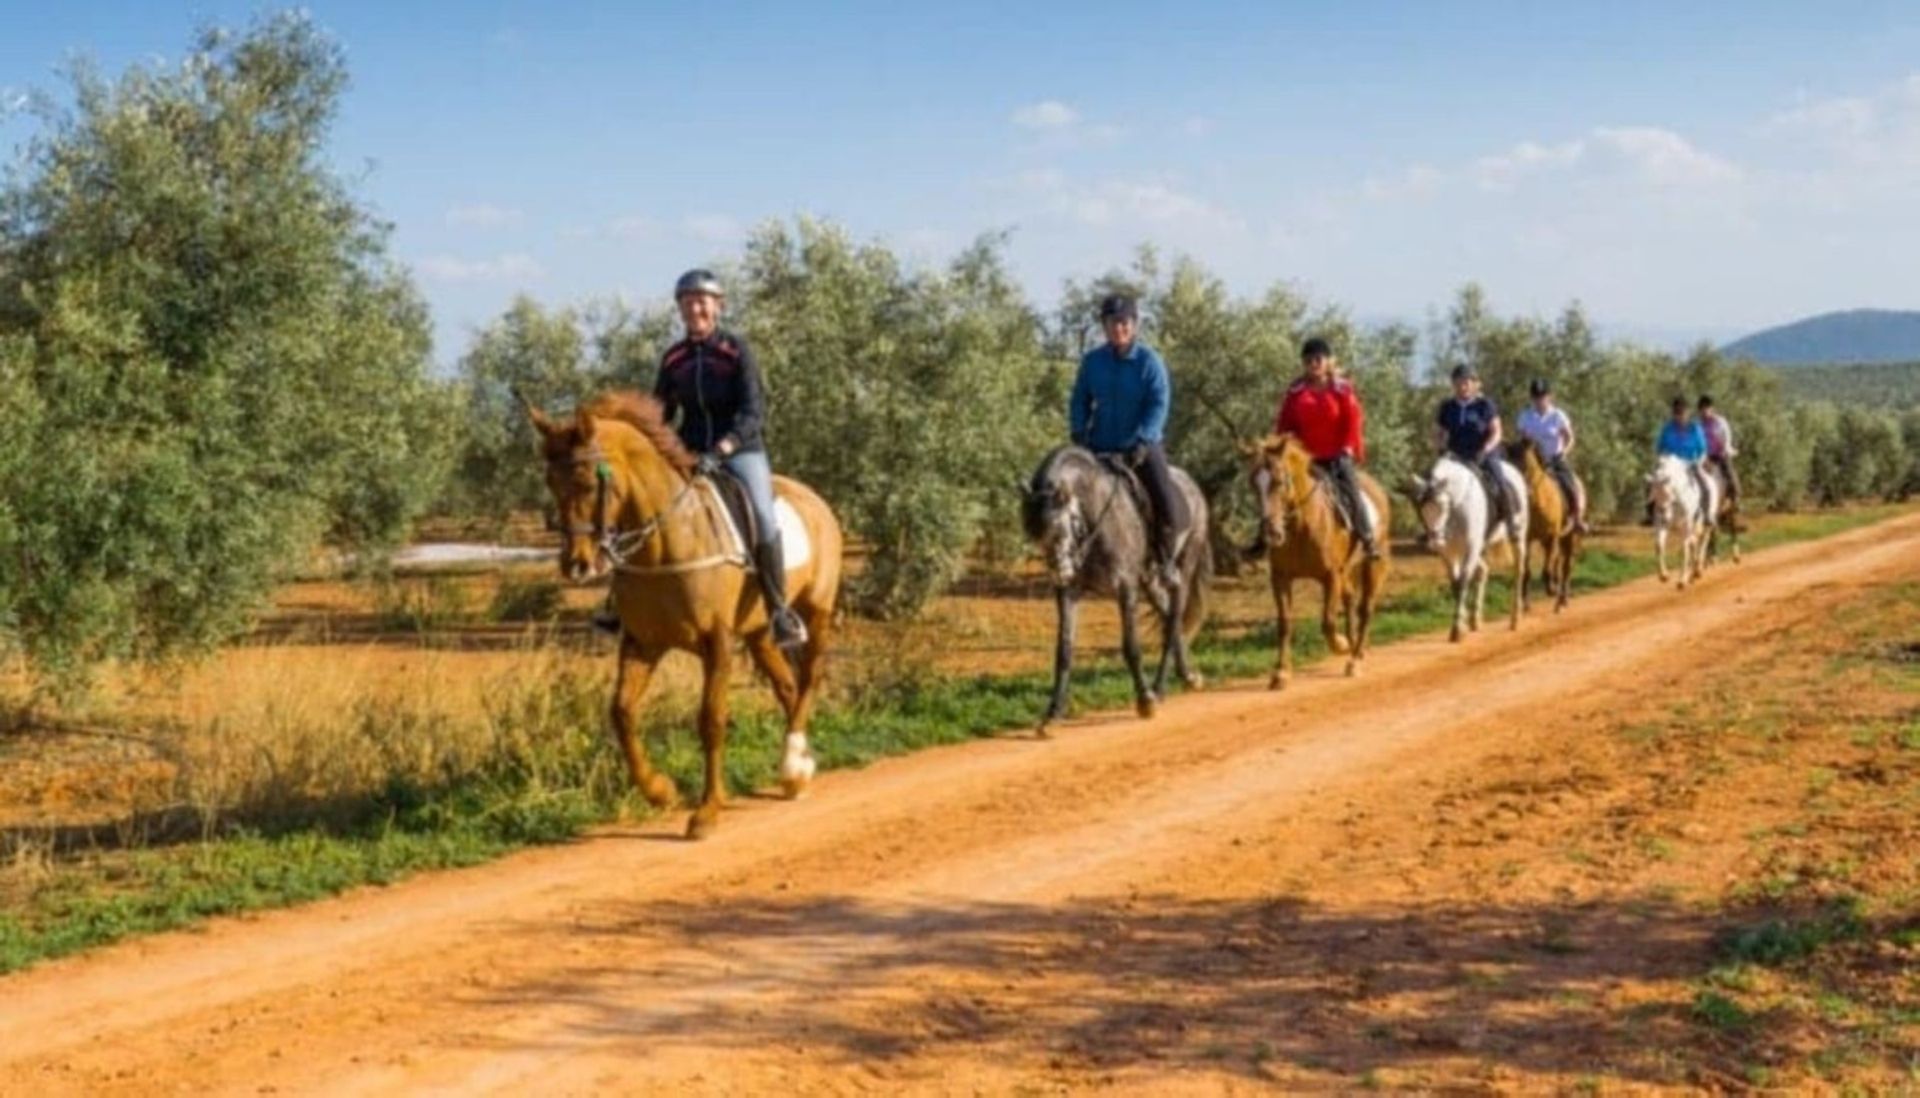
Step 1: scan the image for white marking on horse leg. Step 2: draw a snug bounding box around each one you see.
[779,730,816,798]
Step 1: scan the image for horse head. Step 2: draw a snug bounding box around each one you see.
[521,389,689,582]
[1023,452,1087,586]
[1405,461,1456,553]
[1249,434,1313,547]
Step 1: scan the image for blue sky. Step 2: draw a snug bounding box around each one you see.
[5,1,1920,360]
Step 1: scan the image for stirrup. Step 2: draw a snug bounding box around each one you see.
[772,607,809,648]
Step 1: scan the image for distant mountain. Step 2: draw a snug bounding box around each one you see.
[1722,309,1920,366]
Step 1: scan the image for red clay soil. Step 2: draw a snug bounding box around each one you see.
[3,514,1919,1094]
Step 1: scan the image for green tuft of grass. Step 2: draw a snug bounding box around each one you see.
[1714,901,1866,967]
[1692,989,1754,1032]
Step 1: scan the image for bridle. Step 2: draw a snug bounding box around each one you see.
[550,444,699,572]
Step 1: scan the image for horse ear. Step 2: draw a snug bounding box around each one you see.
[574,405,597,443]
[514,387,556,436]
[1051,484,1070,505]
[1403,476,1427,500]
[1261,433,1289,455]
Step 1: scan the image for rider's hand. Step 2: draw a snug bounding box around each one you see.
[695,452,723,479]
[1127,442,1150,466]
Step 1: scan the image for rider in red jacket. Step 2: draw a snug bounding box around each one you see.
[1265,336,1378,558]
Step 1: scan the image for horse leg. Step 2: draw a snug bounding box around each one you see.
[1655,524,1671,583]
[1119,584,1157,718]
[1555,537,1573,612]
[1345,563,1375,677]
[1509,541,1526,631]
[1473,555,1493,632]
[1270,572,1296,689]
[1039,586,1077,735]
[686,631,734,840]
[1321,576,1349,655]
[747,632,815,799]
[1449,562,1469,644]
[611,636,676,810]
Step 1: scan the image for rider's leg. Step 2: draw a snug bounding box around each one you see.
[726,448,807,646]
[1134,443,1184,583]
[1323,455,1378,558]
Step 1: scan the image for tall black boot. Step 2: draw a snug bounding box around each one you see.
[754,535,808,647]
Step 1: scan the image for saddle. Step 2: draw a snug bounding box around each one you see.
[699,467,763,557]
[1097,454,1156,525]
[1306,465,1363,538]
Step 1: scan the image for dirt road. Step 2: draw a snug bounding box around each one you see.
[5,513,1919,1095]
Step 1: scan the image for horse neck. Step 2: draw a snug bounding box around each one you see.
[1274,449,1336,543]
[601,426,718,564]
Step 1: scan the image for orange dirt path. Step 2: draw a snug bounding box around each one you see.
[4,513,1918,1095]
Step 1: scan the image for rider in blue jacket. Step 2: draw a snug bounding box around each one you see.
[1651,396,1712,523]
[1069,294,1185,584]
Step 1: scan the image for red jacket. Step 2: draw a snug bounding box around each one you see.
[1275,377,1365,463]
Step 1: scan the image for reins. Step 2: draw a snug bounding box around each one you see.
[553,445,736,575]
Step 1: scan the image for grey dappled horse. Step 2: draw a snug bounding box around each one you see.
[1022,445,1212,734]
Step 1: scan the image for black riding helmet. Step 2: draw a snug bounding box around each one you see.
[1301,335,1334,361]
[1450,363,1479,383]
[674,268,724,299]
[1097,293,1138,321]
[1529,378,1552,398]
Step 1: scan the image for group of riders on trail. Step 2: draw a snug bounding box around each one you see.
[599,269,1743,636]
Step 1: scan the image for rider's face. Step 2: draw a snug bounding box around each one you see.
[1452,377,1475,400]
[1102,316,1137,352]
[678,292,722,339]
[1303,353,1333,382]
[1533,395,1551,412]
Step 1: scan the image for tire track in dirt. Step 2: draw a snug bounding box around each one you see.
[4,512,1919,1095]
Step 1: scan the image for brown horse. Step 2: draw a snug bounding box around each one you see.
[1506,438,1580,613]
[522,390,845,839]
[1249,434,1391,687]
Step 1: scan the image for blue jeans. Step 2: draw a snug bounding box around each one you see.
[723,449,779,542]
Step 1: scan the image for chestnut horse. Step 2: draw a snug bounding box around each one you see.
[523,390,844,839]
[1249,434,1391,687]
[1507,438,1580,613]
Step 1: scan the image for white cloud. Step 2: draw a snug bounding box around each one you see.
[1467,127,1737,191]
[1763,71,1920,173]
[1591,127,1741,186]
[1011,168,1240,230]
[416,253,545,283]
[445,202,523,229]
[1011,100,1078,130]
[683,214,744,242]
[606,214,659,241]
[1362,163,1444,201]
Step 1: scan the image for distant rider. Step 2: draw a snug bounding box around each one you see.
[1069,293,1185,585]
[1515,378,1591,533]
[1263,336,1378,559]
[1434,363,1520,541]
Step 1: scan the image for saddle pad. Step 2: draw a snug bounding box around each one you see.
[696,480,812,573]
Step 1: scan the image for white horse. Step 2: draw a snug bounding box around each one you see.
[1409,454,1530,642]
[1647,455,1720,589]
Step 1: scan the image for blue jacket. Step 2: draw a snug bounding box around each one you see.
[1657,420,1707,461]
[653,330,767,454]
[1437,396,1500,459]
[1070,341,1170,452]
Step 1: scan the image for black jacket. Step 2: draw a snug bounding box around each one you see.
[653,330,767,454]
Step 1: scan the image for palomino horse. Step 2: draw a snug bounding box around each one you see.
[1506,438,1580,613]
[1248,434,1391,687]
[1408,454,1530,642]
[1022,445,1211,734]
[523,390,845,839]
[1647,454,1718,590]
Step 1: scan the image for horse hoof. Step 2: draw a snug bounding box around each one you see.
[1183,672,1205,691]
[1449,629,1464,644]
[1268,671,1289,691]
[685,808,720,841]
[641,775,677,809]
[1136,695,1159,719]
[1344,659,1360,678]
[1329,636,1352,656]
[1657,572,1670,584]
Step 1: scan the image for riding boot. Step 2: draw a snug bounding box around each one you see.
[754,535,808,648]
[1242,531,1268,561]
[1155,524,1182,588]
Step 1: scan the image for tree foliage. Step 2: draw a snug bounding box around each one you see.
[0,14,445,684]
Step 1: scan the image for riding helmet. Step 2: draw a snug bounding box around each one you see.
[674,268,724,299]
[1097,293,1138,322]
[1449,363,1479,382]
[1529,378,1552,397]
[1300,336,1334,361]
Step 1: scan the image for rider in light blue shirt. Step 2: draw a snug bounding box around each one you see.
[1651,396,1711,523]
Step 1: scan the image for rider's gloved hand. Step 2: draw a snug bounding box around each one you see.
[695,452,723,479]
[1126,442,1150,467]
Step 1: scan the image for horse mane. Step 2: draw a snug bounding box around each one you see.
[577,390,698,474]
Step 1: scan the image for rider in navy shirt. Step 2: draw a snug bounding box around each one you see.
[1435,363,1520,540]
